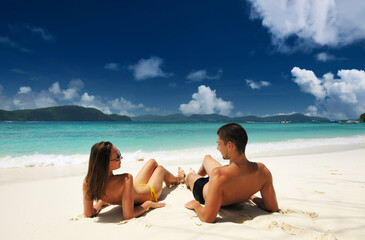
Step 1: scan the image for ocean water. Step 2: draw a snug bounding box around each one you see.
[1,121,365,168]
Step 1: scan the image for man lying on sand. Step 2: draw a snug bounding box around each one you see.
[185,123,279,223]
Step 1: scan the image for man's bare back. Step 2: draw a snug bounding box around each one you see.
[185,123,278,223]
[203,161,272,207]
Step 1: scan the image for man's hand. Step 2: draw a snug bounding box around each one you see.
[185,200,200,210]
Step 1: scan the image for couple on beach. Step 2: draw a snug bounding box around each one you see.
[83,123,279,223]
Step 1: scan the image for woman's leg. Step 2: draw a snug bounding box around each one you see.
[134,159,159,186]
[147,165,185,197]
[134,159,185,199]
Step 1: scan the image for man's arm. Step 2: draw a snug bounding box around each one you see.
[185,169,224,223]
[250,170,278,212]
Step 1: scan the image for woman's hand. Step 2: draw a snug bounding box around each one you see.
[150,201,166,209]
[142,200,166,212]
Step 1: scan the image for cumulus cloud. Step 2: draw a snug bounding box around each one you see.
[291,67,326,99]
[48,79,83,101]
[78,92,112,114]
[179,85,234,116]
[104,63,120,71]
[78,93,146,116]
[247,0,365,52]
[18,86,32,94]
[245,79,271,89]
[186,69,223,82]
[0,80,84,110]
[291,67,365,119]
[109,97,144,116]
[0,80,152,116]
[128,56,172,80]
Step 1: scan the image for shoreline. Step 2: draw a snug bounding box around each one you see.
[1,140,365,184]
[2,134,365,169]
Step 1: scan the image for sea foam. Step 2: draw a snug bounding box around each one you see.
[1,135,365,168]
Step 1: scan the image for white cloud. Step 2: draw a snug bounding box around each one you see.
[13,87,57,109]
[49,80,83,101]
[81,92,95,102]
[0,80,154,116]
[109,97,144,116]
[315,52,343,62]
[291,67,365,119]
[291,67,326,99]
[49,82,61,94]
[62,88,79,100]
[78,93,146,116]
[78,92,112,114]
[1,80,84,110]
[186,69,222,82]
[18,86,32,94]
[128,56,172,80]
[248,0,365,52]
[179,85,234,116]
[104,63,120,71]
[245,79,271,89]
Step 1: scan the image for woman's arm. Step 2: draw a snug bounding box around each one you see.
[82,180,108,217]
[121,174,165,220]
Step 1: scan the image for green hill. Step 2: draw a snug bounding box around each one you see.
[360,113,365,122]
[0,105,131,121]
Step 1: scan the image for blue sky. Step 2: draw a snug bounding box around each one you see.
[1,0,365,119]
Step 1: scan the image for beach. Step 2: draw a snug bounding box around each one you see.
[1,146,365,240]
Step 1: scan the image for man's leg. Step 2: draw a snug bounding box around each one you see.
[197,154,222,176]
[186,154,222,189]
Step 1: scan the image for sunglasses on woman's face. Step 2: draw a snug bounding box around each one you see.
[110,150,122,162]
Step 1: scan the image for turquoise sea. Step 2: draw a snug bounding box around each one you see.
[1,121,365,168]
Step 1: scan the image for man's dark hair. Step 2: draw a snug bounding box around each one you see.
[217,123,248,154]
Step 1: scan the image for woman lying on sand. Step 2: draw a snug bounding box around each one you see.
[83,141,185,219]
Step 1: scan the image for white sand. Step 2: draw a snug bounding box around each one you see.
[1,148,365,240]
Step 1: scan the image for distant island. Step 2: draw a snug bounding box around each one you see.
[132,113,329,123]
[0,105,334,122]
[0,105,131,121]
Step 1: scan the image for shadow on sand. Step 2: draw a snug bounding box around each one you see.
[95,185,179,223]
[216,200,272,223]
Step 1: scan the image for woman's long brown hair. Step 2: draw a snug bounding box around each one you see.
[85,141,113,201]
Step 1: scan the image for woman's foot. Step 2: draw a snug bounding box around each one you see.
[164,167,186,187]
[177,167,186,184]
